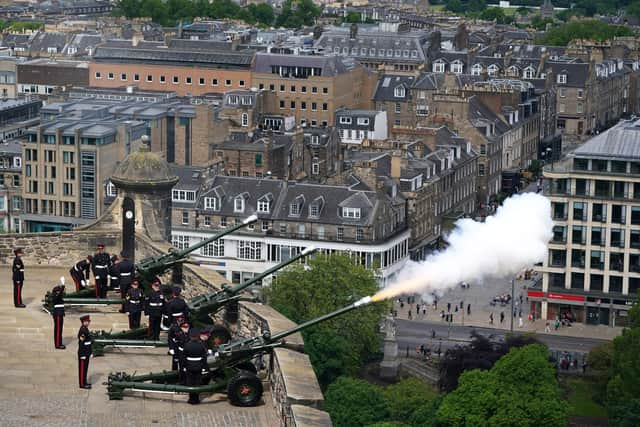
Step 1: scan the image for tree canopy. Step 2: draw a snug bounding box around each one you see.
[535,20,634,46]
[605,300,640,426]
[325,377,390,427]
[436,344,568,426]
[114,0,316,28]
[265,254,387,388]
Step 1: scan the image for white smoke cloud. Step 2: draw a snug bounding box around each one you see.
[373,193,553,301]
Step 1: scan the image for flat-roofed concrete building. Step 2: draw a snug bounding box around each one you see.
[535,119,640,327]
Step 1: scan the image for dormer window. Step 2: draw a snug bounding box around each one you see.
[450,61,463,74]
[394,86,405,98]
[557,74,567,84]
[508,66,519,76]
[343,207,361,219]
[234,196,245,213]
[257,193,273,213]
[524,67,535,79]
[357,117,370,125]
[204,197,218,211]
[311,135,320,145]
[433,60,445,73]
[172,190,196,202]
[309,196,324,218]
[290,195,304,216]
[487,64,499,76]
[471,64,483,76]
[339,116,352,124]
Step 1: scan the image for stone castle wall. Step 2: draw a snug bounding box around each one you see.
[0,230,120,265]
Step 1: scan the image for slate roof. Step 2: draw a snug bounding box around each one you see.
[373,75,415,102]
[574,119,640,161]
[468,96,511,136]
[314,27,428,63]
[63,33,103,56]
[189,175,398,227]
[94,42,254,68]
[28,31,68,53]
[412,73,443,90]
[547,61,589,87]
[253,53,355,76]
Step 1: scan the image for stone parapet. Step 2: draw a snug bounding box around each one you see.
[0,230,120,265]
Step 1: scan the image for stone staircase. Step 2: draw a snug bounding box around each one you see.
[400,357,441,387]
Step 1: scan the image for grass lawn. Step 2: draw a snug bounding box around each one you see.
[563,377,608,419]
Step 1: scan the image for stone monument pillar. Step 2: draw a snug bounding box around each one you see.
[380,315,400,380]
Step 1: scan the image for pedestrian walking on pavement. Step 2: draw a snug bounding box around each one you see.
[500,311,505,323]
[434,299,438,310]
[518,316,524,328]
[408,310,412,320]
[431,329,436,339]
[554,319,560,330]
[455,306,458,313]
[467,304,471,316]
[416,304,420,316]
[489,313,494,324]
[460,301,464,309]
[447,302,451,312]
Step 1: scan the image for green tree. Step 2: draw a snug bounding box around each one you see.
[535,20,633,46]
[436,344,568,426]
[383,378,437,421]
[480,7,513,24]
[444,0,464,13]
[409,395,445,427]
[265,254,387,388]
[249,3,275,26]
[366,422,409,427]
[344,11,362,23]
[467,0,487,13]
[606,326,640,426]
[325,377,390,427]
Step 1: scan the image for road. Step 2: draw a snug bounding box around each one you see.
[395,318,610,354]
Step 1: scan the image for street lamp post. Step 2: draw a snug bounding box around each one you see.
[546,147,553,170]
[510,277,515,333]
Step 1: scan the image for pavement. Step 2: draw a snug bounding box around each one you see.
[392,272,623,348]
[0,266,278,427]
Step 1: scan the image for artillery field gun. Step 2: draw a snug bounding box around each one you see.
[106,296,374,406]
[91,246,317,356]
[42,215,259,312]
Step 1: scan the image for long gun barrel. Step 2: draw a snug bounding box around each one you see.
[269,296,372,342]
[136,215,258,277]
[189,246,317,314]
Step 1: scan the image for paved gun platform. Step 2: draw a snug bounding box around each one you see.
[0,267,279,427]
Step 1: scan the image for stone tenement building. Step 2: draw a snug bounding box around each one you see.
[90,39,255,97]
[170,174,410,285]
[0,140,333,427]
[251,52,377,126]
[0,139,22,233]
[313,22,429,73]
[535,119,640,328]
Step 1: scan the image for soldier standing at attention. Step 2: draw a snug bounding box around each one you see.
[92,244,110,298]
[77,315,93,389]
[175,320,190,382]
[51,277,66,349]
[168,315,186,371]
[145,278,164,340]
[70,256,92,292]
[125,280,144,329]
[166,286,189,325]
[183,328,208,404]
[11,248,25,308]
[108,255,119,291]
[117,251,134,313]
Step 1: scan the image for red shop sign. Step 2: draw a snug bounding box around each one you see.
[547,292,585,302]
[527,290,544,298]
